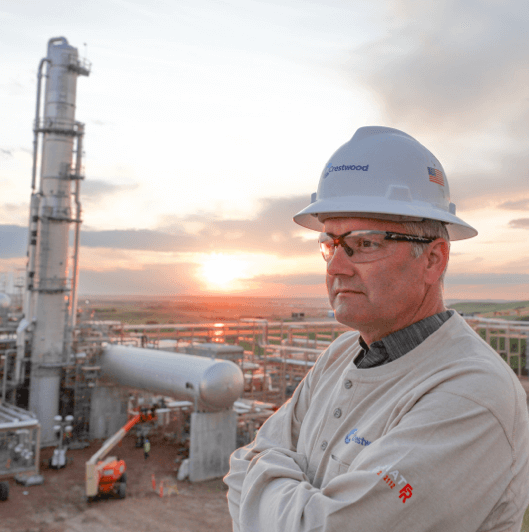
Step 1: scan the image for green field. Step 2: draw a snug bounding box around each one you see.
[450,300,529,319]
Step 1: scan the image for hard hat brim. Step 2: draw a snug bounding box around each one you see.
[293,197,478,241]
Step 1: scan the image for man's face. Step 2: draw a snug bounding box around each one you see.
[324,217,431,340]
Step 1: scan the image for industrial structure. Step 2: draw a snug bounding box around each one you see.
[14,37,90,445]
[0,37,248,488]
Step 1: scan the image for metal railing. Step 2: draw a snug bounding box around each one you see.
[34,118,84,137]
[465,317,528,377]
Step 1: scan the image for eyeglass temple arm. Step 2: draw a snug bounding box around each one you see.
[384,233,435,243]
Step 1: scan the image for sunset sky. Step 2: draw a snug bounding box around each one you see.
[1,0,528,300]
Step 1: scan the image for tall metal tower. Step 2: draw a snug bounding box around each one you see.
[18,37,90,445]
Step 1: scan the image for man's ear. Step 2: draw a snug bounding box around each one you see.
[423,239,449,285]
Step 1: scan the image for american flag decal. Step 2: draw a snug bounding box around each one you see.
[428,167,445,186]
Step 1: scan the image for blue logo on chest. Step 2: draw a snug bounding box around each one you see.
[345,428,371,446]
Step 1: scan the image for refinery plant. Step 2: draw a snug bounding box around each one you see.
[0,37,249,499]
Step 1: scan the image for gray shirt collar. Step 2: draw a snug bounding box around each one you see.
[355,310,454,369]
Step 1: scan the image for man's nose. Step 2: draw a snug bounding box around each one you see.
[326,245,355,276]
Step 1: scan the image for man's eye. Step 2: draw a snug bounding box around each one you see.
[357,238,382,251]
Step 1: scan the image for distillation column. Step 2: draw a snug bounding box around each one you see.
[26,37,89,445]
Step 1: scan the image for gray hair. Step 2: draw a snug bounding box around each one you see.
[401,220,450,282]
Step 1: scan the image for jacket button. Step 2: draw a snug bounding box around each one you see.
[321,441,328,450]
[333,408,342,418]
[344,380,353,389]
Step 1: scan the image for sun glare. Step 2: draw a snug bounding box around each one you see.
[200,254,247,289]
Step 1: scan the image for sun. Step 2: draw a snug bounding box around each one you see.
[200,253,247,289]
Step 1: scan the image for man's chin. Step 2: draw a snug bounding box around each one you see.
[332,307,364,330]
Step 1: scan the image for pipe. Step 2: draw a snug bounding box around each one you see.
[1,349,20,399]
[0,402,36,421]
[24,55,49,334]
[259,342,323,355]
[69,123,84,332]
[465,317,529,330]
[1,350,10,403]
[14,319,29,387]
[0,419,39,431]
[31,58,49,192]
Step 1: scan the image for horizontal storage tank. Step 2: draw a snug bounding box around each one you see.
[101,345,244,412]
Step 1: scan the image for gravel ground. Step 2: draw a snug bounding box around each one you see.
[1,434,233,532]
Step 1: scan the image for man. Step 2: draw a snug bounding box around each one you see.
[224,126,529,531]
[143,437,150,460]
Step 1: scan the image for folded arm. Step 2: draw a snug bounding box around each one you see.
[237,392,513,532]
[224,367,316,531]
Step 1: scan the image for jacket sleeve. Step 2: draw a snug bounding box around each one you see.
[237,391,515,532]
[224,367,316,531]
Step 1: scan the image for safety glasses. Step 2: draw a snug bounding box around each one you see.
[318,230,435,263]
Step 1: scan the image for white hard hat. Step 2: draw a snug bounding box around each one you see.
[294,126,477,240]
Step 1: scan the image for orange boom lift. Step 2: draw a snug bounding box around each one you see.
[85,409,156,501]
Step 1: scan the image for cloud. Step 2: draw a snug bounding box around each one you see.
[0,78,24,97]
[251,273,325,286]
[0,148,13,158]
[352,0,529,136]
[157,196,317,256]
[80,229,195,252]
[0,225,27,258]
[508,218,529,229]
[493,256,529,275]
[1,196,316,258]
[342,1,529,211]
[3,203,27,212]
[0,224,191,258]
[78,262,198,295]
[0,202,30,226]
[448,153,529,210]
[81,180,139,203]
[499,199,529,210]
